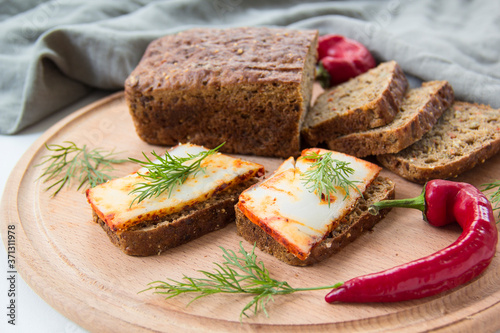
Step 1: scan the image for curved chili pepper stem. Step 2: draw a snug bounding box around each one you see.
[368,188,426,216]
[316,62,331,89]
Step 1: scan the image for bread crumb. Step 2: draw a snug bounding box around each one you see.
[128,76,138,86]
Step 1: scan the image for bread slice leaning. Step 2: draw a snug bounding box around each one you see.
[301,60,408,146]
[326,81,454,157]
[377,102,500,183]
[235,176,395,266]
[93,179,259,256]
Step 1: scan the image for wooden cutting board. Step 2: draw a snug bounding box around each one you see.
[1,91,500,332]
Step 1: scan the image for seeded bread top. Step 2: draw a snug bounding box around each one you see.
[125,27,319,92]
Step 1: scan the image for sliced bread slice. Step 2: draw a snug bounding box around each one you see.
[235,176,395,266]
[326,81,454,157]
[377,101,500,183]
[301,60,408,146]
[94,179,259,256]
[86,143,265,256]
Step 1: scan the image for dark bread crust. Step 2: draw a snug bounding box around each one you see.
[125,27,318,158]
[302,61,408,146]
[377,102,500,183]
[326,81,455,157]
[235,176,396,266]
[94,179,258,256]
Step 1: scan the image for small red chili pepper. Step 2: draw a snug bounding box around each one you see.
[325,179,498,303]
[317,34,376,87]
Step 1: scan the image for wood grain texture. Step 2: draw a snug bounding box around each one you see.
[1,91,500,332]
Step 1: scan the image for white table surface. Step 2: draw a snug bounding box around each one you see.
[0,91,112,333]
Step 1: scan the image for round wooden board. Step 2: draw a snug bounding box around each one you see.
[1,91,500,332]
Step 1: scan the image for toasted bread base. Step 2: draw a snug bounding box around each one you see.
[93,179,258,256]
[235,176,396,266]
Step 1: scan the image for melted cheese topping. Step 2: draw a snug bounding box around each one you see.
[86,143,264,232]
[237,148,381,260]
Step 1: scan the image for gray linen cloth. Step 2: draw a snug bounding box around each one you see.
[1,0,499,135]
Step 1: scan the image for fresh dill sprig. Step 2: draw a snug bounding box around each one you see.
[141,242,342,321]
[300,151,361,205]
[36,141,127,196]
[128,143,224,206]
[482,180,500,219]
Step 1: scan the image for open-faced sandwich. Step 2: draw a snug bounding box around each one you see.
[86,143,264,256]
[236,148,395,266]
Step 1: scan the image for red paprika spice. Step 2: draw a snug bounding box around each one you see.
[317,34,376,87]
[325,180,498,303]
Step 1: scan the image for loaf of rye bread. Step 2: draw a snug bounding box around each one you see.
[326,81,454,157]
[235,176,395,266]
[377,101,500,183]
[125,27,318,158]
[301,61,408,146]
[93,179,259,256]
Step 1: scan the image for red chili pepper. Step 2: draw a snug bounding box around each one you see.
[325,180,498,303]
[317,34,376,87]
